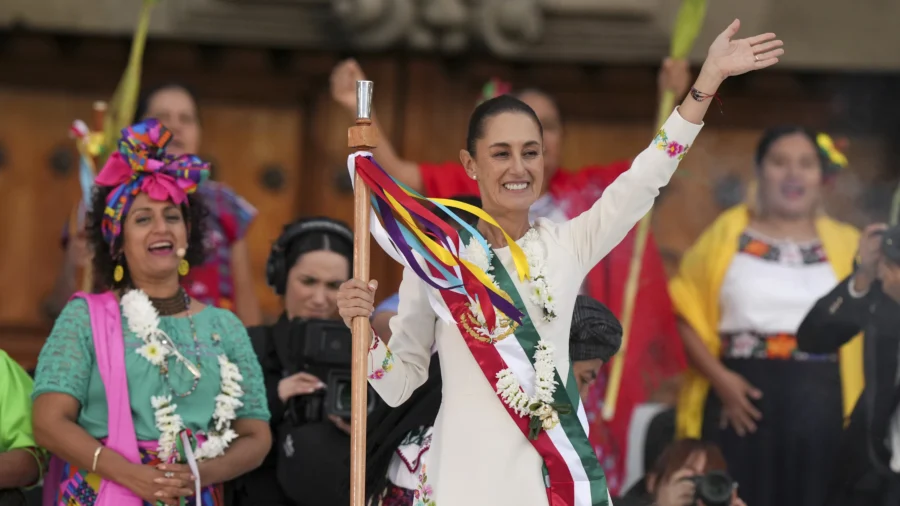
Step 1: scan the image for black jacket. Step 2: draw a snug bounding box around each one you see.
[797,275,900,504]
[230,317,351,506]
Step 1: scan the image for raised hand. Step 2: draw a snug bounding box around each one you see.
[330,59,367,112]
[703,19,784,79]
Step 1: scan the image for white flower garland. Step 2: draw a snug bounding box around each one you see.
[520,229,557,322]
[461,229,562,435]
[122,290,243,463]
[461,229,557,322]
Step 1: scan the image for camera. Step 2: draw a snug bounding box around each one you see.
[878,226,900,264]
[285,319,379,423]
[685,470,735,506]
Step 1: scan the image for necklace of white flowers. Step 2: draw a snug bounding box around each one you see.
[460,228,564,437]
[121,289,244,462]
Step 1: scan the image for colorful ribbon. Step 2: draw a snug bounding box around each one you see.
[95,119,209,253]
[352,153,528,330]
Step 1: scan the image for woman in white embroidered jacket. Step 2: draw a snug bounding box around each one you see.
[338,20,783,506]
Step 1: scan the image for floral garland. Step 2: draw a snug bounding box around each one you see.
[460,229,557,322]
[122,290,244,463]
[460,229,563,437]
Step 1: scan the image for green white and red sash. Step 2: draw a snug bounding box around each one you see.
[435,230,609,506]
[347,152,609,505]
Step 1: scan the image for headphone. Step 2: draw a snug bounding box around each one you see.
[265,217,354,295]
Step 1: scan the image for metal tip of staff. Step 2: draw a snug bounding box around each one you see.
[356,80,374,120]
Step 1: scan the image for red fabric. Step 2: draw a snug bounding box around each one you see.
[417,161,687,495]
[420,161,480,199]
[552,164,687,495]
[181,182,257,311]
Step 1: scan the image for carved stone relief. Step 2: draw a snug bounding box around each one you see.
[6,0,900,69]
[332,0,415,48]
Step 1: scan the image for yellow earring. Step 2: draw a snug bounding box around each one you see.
[178,259,190,276]
[113,264,124,283]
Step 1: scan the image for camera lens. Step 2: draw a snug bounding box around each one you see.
[696,471,734,506]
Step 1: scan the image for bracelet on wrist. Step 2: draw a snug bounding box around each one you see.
[91,446,104,473]
[690,87,723,113]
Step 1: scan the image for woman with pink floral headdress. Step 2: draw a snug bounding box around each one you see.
[31,119,271,506]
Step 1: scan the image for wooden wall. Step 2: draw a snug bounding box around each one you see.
[1,32,897,368]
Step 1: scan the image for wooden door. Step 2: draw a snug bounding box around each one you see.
[0,88,91,368]
[200,102,304,320]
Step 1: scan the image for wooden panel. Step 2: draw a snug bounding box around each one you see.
[0,89,88,327]
[200,102,304,320]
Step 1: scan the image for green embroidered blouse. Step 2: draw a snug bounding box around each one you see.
[32,299,270,441]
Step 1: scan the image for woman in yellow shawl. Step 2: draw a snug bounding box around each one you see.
[670,126,863,506]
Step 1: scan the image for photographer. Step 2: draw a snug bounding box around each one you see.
[618,439,746,506]
[230,217,354,506]
[797,223,900,505]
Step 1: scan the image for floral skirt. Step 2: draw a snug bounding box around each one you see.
[57,446,224,506]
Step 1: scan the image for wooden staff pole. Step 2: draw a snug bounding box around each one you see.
[348,80,377,506]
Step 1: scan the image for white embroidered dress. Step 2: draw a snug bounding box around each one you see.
[366,109,703,505]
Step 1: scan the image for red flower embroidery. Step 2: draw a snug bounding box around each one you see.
[665,141,685,158]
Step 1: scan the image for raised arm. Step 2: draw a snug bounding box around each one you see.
[679,19,783,124]
[556,19,783,270]
[331,59,424,193]
[338,268,437,407]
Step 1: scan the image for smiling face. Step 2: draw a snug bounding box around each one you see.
[461,111,544,215]
[758,132,824,219]
[285,250,351,320]
[142,86,201,156]
[120,192,189,282]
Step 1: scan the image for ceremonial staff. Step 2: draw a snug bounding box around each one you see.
[349,80,377,506]
[603,0,708,420]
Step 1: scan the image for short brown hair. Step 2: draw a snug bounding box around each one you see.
[650,439,727,485]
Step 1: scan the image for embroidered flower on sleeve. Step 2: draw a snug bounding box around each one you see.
[665,142,685,158]
[367,335,395,380]
[653,128,691,161]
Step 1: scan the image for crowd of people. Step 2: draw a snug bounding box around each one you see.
[2,15,899,506]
